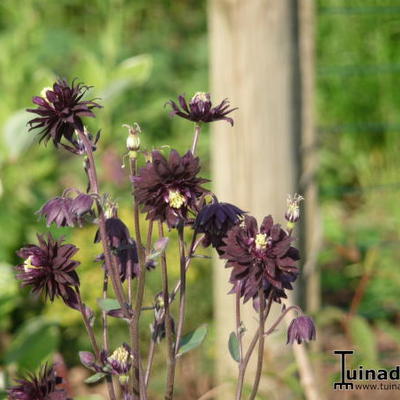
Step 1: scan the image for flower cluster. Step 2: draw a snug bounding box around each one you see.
[16,234,81,309]
[133,149,209,227]
[7,364,69,400]
[220,215,300,303]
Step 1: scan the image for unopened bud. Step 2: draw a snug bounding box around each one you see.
[285,193,303,225]
[123,123,141,156]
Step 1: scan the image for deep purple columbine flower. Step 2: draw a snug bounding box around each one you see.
[287,315,316,344]
[133,149,209,227]
[38,192,94,228]
[193,200,245,253]
[27,78,101,149]
[7,364,69,400]
[94,217,139,282]
[220,215,300,303]
[166,92,237,126]
[106,343,133,376]
[16,234,80,308]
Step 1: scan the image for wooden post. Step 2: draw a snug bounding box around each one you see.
[209,0,300,396]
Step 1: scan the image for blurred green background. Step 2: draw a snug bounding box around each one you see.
[1,0,400,399]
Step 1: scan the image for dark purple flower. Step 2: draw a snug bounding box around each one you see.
[94,218,139,282]
[37,193,93,228]
[220,215,300,302]
[27,79,101,149]
[167,92,237,126]
[287,316,316,344]
[133,149,209,227]
[7,364,69,400]
[193,201,245,252]
[16,234,80,307]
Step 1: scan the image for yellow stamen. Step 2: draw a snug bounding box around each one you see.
[168,190,186,209]
[109,346,131,364]
[255,233,268,249]
[24,256,42,272]
[192,91,208,103]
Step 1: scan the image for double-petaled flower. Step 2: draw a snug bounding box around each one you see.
[16,234,80,309]
[27,79,101,151]
[220,215,300,303]
[133,149,209,227]
[7,364,69,400]
[193,200,245,253]
[166,92,237,126]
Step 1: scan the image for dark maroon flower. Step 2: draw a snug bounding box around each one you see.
[16,234,80,307]
[7,364,69,400]
[193,200,245,252]
[220,215,300,302]
[27,79,101,149]
[166,92,237,126]
[287,315,316,344]
[94,218,139,282]
[38,193,93,228]
[133,149,209,227]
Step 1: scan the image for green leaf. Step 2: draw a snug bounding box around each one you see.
[228,332,240,362]
[97,298,120,311]
[84,372,107,384]
[177,325,208,357]
[4,317,59,370]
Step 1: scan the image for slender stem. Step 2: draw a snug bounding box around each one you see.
[76,288,116,400]
[145,339,156,387]
[76,128,128,316]
[248,289,266,400]
[159,222,176,400]
[264,305,303,337]
[174,222,186,356]
[236,291,243,362]
[129,156,148,400]
[235,292,273,400]
[101,274,117,400]
[146,220,154,254]
[191,123,202,155]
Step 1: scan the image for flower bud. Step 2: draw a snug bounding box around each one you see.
[123,123,141,157]
[285,193,304,226]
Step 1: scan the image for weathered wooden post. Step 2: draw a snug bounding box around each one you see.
[209,0,300,396]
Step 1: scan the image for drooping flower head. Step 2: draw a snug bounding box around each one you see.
[287,315,316,344]
[94,217,139,282]
[16,234,80,307]
[7,364,69,400]
[220,215,300,303]
[133,149,209,227]
[27,79,101,149]
[193,200,245,253]
[38,192,94,228]
[166,92,237,126]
